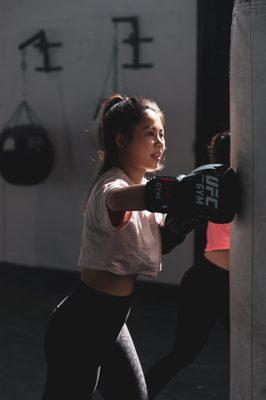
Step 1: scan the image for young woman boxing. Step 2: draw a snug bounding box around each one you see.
[41,95,235,400]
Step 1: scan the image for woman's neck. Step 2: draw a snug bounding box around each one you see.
[119,164,145,184]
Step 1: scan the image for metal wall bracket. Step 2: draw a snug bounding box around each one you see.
[112,17,154,69]
[18,30,63,72]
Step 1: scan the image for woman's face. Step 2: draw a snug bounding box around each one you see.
[119,109,166,173]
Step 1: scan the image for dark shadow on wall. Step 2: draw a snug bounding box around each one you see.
[195,0,234,260]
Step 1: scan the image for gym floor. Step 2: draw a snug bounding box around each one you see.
[0,262,229,400]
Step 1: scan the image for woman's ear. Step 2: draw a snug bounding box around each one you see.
[115,132,125,150]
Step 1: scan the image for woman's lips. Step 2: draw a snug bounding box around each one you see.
[151,153,162,161]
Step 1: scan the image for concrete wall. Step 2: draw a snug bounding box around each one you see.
[0,0,197,285]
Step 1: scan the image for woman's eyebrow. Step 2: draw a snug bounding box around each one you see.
[143,126,164,132]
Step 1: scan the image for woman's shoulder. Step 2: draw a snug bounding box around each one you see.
[88,167,131,207]
[94,167,149,187]
[96,167,132,186]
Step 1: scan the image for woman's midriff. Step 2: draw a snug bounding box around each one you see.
[81,267,137,296]
[204,249,230,270]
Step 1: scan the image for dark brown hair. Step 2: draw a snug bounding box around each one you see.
[208,131,230,166]
[97,93,165,177]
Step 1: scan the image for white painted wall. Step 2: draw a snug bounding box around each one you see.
[0,0,197,285]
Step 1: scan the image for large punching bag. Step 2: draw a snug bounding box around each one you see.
[0,124,53,185]
[230,0,266,398]
[0,100,54,185]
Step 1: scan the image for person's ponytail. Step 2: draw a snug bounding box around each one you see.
[101,94,125,118]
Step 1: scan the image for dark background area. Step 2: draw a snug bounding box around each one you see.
[195,0,234,260]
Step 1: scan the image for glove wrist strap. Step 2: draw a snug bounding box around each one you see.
[145,176,177,213]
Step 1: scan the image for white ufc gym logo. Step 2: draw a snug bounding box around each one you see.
[196,175,219,209]
[154,181,162,200]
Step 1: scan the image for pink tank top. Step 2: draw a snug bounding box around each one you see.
[205,221,231,251]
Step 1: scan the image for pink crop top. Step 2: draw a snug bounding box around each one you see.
[205,221,231,251]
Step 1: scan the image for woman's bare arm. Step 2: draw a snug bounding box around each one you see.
[107,185,146,212]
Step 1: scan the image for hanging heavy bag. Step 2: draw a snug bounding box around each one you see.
[0,99,54,185]
[0,124,54,185]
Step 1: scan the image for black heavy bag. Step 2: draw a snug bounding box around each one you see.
[0,124,54,185]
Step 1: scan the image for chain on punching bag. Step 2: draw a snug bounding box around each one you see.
[0,49,54,185]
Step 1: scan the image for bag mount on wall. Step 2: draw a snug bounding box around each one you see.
[0,47,54,185]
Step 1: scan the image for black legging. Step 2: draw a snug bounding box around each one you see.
[95,258,229,399]
[98,324,148,400]
[145,256,229,398]
[42,259,229,399]
[42,280,148,400]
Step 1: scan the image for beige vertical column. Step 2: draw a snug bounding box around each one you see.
[230,0,266,398]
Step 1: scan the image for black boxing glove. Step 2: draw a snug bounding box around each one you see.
[145,164,238,223]
[161,214,204,254]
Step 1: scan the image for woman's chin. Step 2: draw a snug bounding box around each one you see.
[146,163,161,173]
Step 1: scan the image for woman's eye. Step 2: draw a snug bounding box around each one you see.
[146,130,164,139]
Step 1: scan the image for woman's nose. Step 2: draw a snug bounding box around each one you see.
[155,135,164,148]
